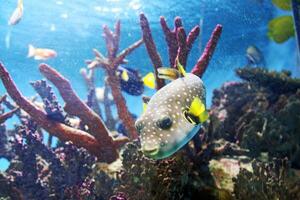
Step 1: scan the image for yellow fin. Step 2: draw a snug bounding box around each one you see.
[121,70,129,81]
[177,60,186,77]
[199,111,209,123]
[189,97,205,117]
[157,67,179,80]
[142,72,155,89]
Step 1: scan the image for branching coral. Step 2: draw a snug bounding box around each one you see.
[0,95,19,124]
[139,13,222,91]
[0,62,128,163]
[0,115,99,199]
[86,20,143,140]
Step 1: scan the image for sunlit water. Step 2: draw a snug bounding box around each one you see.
[0,0,299,170]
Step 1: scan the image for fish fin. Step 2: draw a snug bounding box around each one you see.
[157,67,179,80]
[34,55,45,60]
[18,0,24,9]
[176,60,186,77]
[198,111,209,123]
[121,70,129,81]
[142,72,155,89]
[28,44,35,58]
[189,97,205,117]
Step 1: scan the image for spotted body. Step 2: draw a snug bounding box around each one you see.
[135,73,206,159]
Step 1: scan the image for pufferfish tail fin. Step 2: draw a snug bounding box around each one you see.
[185,97,209,124]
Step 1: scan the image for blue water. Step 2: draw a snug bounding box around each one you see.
[0,0,299,170]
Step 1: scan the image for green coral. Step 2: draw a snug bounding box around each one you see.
[236,67,300,94]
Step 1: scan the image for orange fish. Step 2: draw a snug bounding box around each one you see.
[27,44,57,60]
[8,0,24,26]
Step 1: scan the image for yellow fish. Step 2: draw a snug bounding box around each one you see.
[8,0,24,26]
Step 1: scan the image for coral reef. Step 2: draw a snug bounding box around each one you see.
[0,12,299,200]
[86,20,143,140]
[233,158,300,200]
[111,67,300,200]
[211,67,300,168]
[114,141,219,200]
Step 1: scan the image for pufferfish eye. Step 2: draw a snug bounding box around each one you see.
[156,116,172,130]
[135,120,144,134]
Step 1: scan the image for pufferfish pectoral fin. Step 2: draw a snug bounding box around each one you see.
[157,67,180,80]
[185,97,209,124]
[189,97,205,117]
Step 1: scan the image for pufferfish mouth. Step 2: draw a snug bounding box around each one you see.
[142,147,159,156]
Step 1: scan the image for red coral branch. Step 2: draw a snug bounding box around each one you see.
[160,16,182,67]
[0,107,19,124]
[88,20,142,140]
[160,16,200,69]
[140,13,165,90]
[39,64,110,143]
[191,24,223,77]
[0,62,127,163]
[176,27,188,68]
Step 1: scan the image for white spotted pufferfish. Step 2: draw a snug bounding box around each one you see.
[135,62,209,159]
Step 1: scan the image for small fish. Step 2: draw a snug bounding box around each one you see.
[8,0,24,26]
[5,31,11,49]
[28,44,57,60]
[246,45,265,67]
[135,62,209,159]
[116,66,155,96]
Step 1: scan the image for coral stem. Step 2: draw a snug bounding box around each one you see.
[106,69,139,140]
[191,24,222,77]
[39,64,111,143]
[0,107,19,124]
[0,62,120,163]
[140,13,165,89]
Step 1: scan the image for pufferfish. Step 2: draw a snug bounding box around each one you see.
[135,62,209,159]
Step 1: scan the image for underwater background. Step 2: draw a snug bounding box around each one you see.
[0,0,300,199]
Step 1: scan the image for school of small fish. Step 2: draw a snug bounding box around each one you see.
[7,0,58,60]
